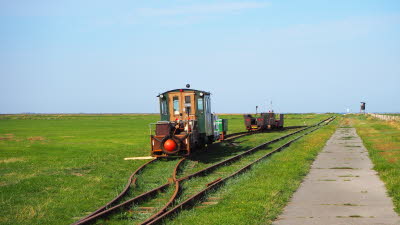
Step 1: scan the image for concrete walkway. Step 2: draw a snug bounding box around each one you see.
[273,128,400,225]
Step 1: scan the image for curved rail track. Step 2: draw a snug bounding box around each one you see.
[73,116,335,225]
[140,158,185,224]
[72,158,157,224]
[74,128,262,224]
[148,117,335,224]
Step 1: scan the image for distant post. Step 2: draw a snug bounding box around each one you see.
[360,102,366,114]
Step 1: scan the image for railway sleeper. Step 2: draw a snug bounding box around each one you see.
[146,117,336,225]
[76,117,335,225]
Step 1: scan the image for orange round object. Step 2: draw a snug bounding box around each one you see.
[164,139,177,152]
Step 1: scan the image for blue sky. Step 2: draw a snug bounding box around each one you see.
[1,0,399,113]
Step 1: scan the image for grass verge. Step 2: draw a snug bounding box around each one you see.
[347,114,400,215]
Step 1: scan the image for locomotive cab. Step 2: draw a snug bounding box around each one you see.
[150,88,225,157]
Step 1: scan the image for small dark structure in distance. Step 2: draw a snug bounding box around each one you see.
[360,102,366,114]
[243,112,284,131]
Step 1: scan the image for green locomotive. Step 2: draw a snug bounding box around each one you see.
[150,86,228,157]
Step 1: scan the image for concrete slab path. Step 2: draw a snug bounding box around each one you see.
[273,128,400,225]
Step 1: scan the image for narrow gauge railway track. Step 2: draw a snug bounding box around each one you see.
[140,158,185,224]
[222,125,308,141]
[73,128,256,224]
[73,158,157,224]
[148,116,335,224]
[73,116,334,225]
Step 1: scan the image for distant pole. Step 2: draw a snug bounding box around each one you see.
[270,101,273,113]
[256,106,258,115]
[360,102,366,114]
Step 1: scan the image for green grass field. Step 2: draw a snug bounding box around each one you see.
[345,114,400,214]
[0,114,159,224]
[0,113,333,224]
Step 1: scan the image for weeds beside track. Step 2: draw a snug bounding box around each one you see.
[73,129,260,224]
[72,158,157,224]
[147,117,335,224]
[74,117,334,224]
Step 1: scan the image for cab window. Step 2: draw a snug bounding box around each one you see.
[185,96,191,114]
[185,96,191,104]
[197,98,203,113]
[173,96,180,115]
[204,96,208,113]
[205,96,211,113]
[160,98,167,115]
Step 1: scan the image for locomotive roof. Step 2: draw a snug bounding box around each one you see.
[157,89,211,97]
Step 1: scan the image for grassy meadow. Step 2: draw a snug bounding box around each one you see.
[0,114,159,224]
[0,113,333,224]
[344,114,400,214]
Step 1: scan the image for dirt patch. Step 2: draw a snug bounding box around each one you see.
[0,137,12,140]
[1,172,36,187]
[71,172,84,176]
[0,134,14,140]
[340,118,353,127]
[373,142,400,151]
[65,166,92,177]
[363,132,379,137]
[27,136,45,141]
[387,158,399,163]
[18,206,37,220]
[379,152,400,163]
[0,157,25,163]
[387,121,400,130]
